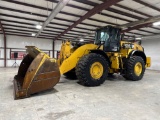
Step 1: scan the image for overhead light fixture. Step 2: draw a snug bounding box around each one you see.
[31,33,36,36]
[80,39,84,42]
[36,25,42,29]
[135,37,142,40]
[153,21,160,26]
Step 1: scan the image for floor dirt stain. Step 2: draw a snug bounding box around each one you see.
[45,110,74,120]
[37,108,44,111]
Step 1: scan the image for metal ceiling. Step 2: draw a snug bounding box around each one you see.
[0,0,160,41]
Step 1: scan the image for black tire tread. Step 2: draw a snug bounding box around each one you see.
[76,53,108,86]
[125,56,145,81]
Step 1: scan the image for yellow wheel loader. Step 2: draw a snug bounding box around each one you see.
[14,26,151,99]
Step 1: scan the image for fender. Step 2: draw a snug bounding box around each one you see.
[90,49,111,66]
[128,50,146,63]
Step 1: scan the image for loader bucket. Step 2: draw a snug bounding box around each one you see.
[13,46,60,99]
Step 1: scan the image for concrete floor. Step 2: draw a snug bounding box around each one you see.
[0,68,160,120]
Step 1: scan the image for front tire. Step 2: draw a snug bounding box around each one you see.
[76,53,109,86]
[124,56,145,81]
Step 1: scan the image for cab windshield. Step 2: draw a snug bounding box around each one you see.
[95,30,109,44]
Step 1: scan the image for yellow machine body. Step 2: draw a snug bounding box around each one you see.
[58,40,151,75]
[14,40,151,99]
[14,26,151,99]
[58,41,97,74]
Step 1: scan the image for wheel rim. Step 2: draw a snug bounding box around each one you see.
[134,62,142,76]
[90,62,103,79]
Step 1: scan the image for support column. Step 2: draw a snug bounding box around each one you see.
[4,35,6,67]
[52,40,55,58]
[0,21,6,67]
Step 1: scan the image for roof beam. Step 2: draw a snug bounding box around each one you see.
[2,23,91,37]
[0,6,99,28]
[78,15,160,40]
[2,24,37,30]
[0,5,76,24]
[133,0,160,12]
[3,33,52,40]
[120,15,160,29]
[1,0,84,17]
[5,30,33,34]
[74,1,160,33]
[46,0,90,11]
[35,0,70,37]
[107,8,144,20]
[1,0,149,31]
[65,0,135,22]
[128,32,144,36]
[4,28,37,33]
[0,15,95,33]
[2,0,159,40]
[138,29,156,34]
[3,0,159,30]
[54,0,122,40]
[114,4,160,31]
[1,19,36,26]
[74,0,160,32]
[120,15,160,33]
[0,5,116,28]
[121,23,152,33]
[0,13,43,22]
[0,32,28,36]
[1,22,65,30]
[1,19,58,31]
[71,0,148,22]
[115,4,152,18]
[73,0,98,6]
[87,18,118,26]
[58,0,132,22]
[74,0,144,19]
[3,0,91,12]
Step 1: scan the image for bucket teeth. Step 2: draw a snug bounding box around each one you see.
[13,46,60,99]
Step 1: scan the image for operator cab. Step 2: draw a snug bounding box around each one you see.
[95,26,121,52]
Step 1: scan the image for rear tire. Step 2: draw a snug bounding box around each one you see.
[76,53,109,86]
[124,56,145,81]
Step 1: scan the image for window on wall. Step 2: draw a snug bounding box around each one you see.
[10,51,26,60]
